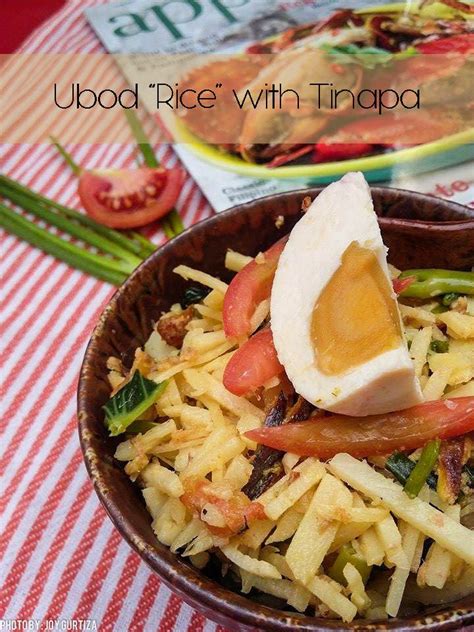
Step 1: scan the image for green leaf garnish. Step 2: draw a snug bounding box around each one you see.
[104,371,167,436]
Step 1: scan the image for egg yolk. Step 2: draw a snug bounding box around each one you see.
[311,241,402,375]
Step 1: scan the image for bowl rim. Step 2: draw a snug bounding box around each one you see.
[78,185,474,631]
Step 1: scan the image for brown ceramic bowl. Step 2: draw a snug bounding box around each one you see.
[78,187,474,631]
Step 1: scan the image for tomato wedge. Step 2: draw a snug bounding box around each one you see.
[246,397,474,459]
[223,237,287,338]
[78,166,183,229]
[223,328,283,396]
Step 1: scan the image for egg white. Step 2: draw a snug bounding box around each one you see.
[270,172,423,416]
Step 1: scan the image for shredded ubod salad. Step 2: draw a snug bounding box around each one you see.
[105,175,474,622]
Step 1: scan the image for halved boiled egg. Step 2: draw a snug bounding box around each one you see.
[270,172,423,416]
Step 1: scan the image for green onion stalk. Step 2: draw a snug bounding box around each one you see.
[51,137,81,176]
[399,269,474,299]
[386,450,474,492]
[386,451,437,491]
[403,439,441,498]
[0,202,130,285]
[0,173,154,260]
[1,185,142,267]
[0,175,159,285]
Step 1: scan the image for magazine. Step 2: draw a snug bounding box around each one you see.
[85,0,474,211]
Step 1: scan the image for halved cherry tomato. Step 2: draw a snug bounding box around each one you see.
[223,328,283,396]
[181,477,265,536]
[78,166,183,229]
[246,397,474,459]
[223,237,287,338]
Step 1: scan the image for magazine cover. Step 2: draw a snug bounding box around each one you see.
[86,0,474,210]
[1,1,474,631]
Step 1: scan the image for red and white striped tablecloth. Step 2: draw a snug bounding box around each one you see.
[0,2,226,630]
